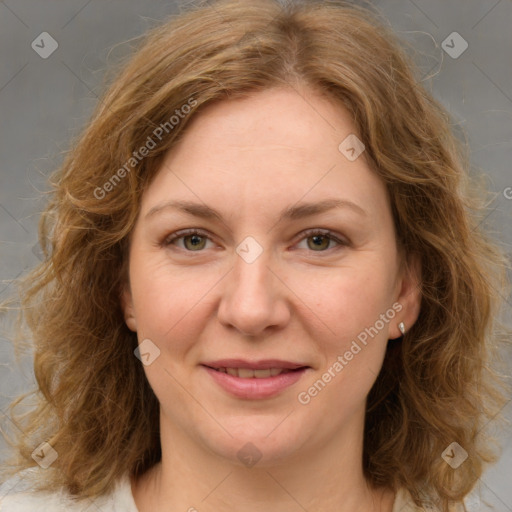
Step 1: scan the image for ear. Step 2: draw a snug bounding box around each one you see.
[389,251,422,340]
[121,282,138,332]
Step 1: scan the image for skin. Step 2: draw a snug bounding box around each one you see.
[122,86,421,512]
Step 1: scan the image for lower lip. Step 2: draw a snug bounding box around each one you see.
[202,366,308,399]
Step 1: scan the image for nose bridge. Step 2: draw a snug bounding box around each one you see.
[218,237,288,335]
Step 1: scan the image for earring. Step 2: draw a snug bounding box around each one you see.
[398,322,405,335]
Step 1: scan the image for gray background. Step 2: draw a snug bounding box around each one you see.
[0,0,511,510]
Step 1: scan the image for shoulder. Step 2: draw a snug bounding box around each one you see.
[0,470,137,512]
[392,487,468,512]
[0,490,70,511]
[392,487,426,512]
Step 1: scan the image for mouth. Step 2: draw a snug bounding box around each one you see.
[206,367,302,378]
[200,359,311,399]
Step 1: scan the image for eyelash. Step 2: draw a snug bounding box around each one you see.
[162,228,349,254]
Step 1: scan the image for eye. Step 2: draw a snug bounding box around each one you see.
[163,229,214,251]
[162,228,348,253]
[295,229,348,252]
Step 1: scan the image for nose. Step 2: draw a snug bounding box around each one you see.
[217,245,290,337]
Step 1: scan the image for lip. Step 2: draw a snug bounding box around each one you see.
[201,359,310,400]
[202,359,307,370]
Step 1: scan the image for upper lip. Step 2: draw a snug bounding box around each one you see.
[201,359,309,370]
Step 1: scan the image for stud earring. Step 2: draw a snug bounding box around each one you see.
[398,322,405,335]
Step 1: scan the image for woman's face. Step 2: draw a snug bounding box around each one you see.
[122,86,420,466]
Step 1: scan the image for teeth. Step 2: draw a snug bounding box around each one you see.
[215,367,291,378]
[254,369,271,378]
[238,368,255,378]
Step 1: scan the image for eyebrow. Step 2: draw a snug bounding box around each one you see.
[145,198,368,223]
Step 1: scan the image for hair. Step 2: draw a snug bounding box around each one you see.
[1,0,510,511]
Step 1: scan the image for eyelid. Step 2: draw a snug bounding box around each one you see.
[162,227,349,253]
[297,228,349,248]
[163,228,215,249]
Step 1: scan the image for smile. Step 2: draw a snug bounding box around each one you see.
[211,367,294,378]
[201,360,310,399]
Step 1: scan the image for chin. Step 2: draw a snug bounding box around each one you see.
[198,417,311,468]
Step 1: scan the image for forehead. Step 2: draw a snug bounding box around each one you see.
[140,87,389,221]
[172,87,356,158]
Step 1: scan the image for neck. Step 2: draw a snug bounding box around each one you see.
[131,409,395,512]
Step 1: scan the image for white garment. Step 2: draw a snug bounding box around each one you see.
[0,469,437,511]
[0,470,137,512]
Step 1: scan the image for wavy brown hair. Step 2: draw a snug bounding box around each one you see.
[1,1,510,511]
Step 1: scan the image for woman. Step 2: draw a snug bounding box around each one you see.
[1,0,509,511]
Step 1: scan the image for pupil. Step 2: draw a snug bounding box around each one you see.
[310,235,328,250]
[185,235,329,251]
[185,234,205,250]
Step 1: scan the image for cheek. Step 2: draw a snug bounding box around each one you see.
[298,269,394,416]
[129,250,229,359]
[129,261,213,400]
[297,262,395,347]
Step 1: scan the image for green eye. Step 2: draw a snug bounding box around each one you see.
[164,230,212,251]
[182,233,207,251]
[297,229,347,252]
[163,228,348,253]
